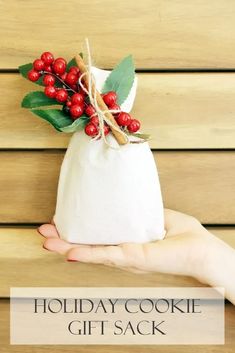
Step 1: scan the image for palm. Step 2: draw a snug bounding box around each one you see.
[38,209,212,280]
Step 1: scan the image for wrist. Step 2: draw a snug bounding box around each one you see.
[189,229,217,284]
[198,232,235,304]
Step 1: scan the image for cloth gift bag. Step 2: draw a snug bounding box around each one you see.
[54,67,165,244]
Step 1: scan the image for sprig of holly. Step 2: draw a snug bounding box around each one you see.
[19,51,149,139]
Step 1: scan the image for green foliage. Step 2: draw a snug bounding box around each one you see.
[31,109,72,131]
[127,132,151,141]
[66,53,83,71]
[102,55,135,105]
[66,58,77,71]
[19,52,140,136]
[60,115,89,133]
[21,91,59,108]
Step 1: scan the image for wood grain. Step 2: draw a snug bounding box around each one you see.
[1,0,235,69]
[0,227,234,350]
[0,227,201,297]
[0,151,234,224]
[0,299,234,352]
[1,73,235,149]
[0,226,234,297]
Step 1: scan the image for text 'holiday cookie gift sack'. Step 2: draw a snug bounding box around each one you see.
[19,40,165,244]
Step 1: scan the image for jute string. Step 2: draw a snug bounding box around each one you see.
[78,38,130,148]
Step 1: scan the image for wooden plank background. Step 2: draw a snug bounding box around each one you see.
[0,226,234,297]
[0,151,234,224]
[2,0,235,69]
[1,1,235,352]
[1,73,235,149]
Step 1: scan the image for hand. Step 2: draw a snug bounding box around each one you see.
[38,209,235,304]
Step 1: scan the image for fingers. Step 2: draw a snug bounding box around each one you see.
[43,237,75,255]
[38,222,75,255]
[67,244,127,267]
[38,224,59,238]
[66,243,152,274]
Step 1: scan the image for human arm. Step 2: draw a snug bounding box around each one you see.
[38,208,235,304]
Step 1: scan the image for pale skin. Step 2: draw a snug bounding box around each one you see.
[38,209,235,305]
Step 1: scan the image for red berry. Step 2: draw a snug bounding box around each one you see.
[80,87,86,94]
[70,84,78,91]
[41,52,54,65]
[109,103,121,117]
[33,59,45,71]
[116,112,132,126]
[66,72,78,86]
[43,74,55,86]
[44,86,56,98]
[103,91,117,107]
[85,104,96,117]
[27,69,40,82]
[79,89,86,98]
[71,93,84,105]
[55,57,67,65]
[127,119,141,133]
[60,72,67,81]
[66,101,72,107]
[44,65,52,73]
[90,116,99,126]
[70,104,84,119]
[104,124,110,136]
[69,66,80,75]
[55,89,68,103]
[109,103,120,112]
[85,123,98,137]
[53,60,66,75]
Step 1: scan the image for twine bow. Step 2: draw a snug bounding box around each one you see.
[78,38,130,148]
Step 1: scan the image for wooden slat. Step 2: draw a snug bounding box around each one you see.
[1,73,235,149]
[1,301,235,353]
[0,227,201,298]
[0,227,234,298]
[0,227,235,351]
[1,1,235,69]
[0,151,234,224]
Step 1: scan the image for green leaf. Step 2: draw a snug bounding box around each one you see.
[67,58,77,71]
[132,133,151,140]
[127,132,151,141]
[102,55,135,105]
[18,63,44,86]
[67,53,83,71]
[21,91,59,108]
[31,109,72,131]
[18,63,33,78]
[60,115,89,133]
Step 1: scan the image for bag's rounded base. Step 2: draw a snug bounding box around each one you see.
[54,132,166,245]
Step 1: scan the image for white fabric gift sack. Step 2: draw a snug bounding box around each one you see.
[54,67,165,244]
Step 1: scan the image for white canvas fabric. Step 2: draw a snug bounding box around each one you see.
[54,67,165,244]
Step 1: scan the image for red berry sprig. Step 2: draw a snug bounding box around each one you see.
[83,91,141,137]
[27,52,141,139]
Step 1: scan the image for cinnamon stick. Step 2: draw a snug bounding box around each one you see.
[75,54,128,145]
